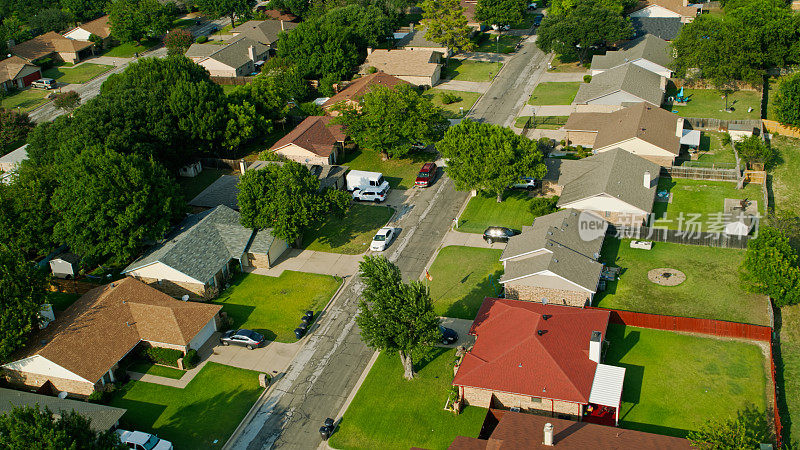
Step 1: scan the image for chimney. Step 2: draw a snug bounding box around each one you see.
[543,423,554,446]
[410,22,415,32]
[280,20,285,31]
[676,117,685,137]
[643,170,651,189]
[239,159,248,174]
[367,47,373,56]
[248,45,256,62]
[589,331,602,363]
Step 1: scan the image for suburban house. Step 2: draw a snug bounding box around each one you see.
[447,410,691,449]
[185,37,269,77]
[322,71,409,115]
[229,20,298,50]
[631,17,682,41]
[0,57,42,91]
[254,8,298,22]
[573,64,666,106]
[553,148,662,225]
[0,144,28,172]
[361,48,443,87]
[628,0,699,22]
[63,15,113,49]
[393,25,450,56]
[0,387,126,430]
[590,34,674,78]
[269,115,347,165]
[499,209,606,307]
[10,31,95,64]
[1,278,222,396]
[188,161,348,211]
[122,205,288,298]
[563,102,684,166]
[453,298,626,425]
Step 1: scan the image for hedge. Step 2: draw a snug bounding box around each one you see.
[182,349,199,369]
[143,347,183,367]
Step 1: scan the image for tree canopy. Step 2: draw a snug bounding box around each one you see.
[355,255,440,379]
[421,0,475,56]
[548,0,635,15]
[475,0,526,28]
[687,404,771,450]
[164,28,194,55]
[0,243,47,363]
[276,17,362,81]
[0,108,34,145]
[195,0,255,27]
[0,405,126,449]
[0,164,59,259]
[107,0,176,43]
[734,135,777,169]
[437,119,547,201]
[774,72,800,128]
[333,84,449,158]
[740,227,800,307]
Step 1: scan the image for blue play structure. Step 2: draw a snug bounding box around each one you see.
[674,87,690,103]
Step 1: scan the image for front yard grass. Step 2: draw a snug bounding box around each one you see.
[652,177,764,231]
[457,191,539,234]
[43,63,113,84]
[302,203,394,254]
[110,362,262,449]
[102,39,159,58]
[772,135,800,216]
[422,89,480,118]
[779,303,800,446]
[214,271,341,342]
[339,148,436,190]
[177,167,233,202]
[606,324,767,437]
[126,361,186,380]
[664,86,761,120]
[46,292,81,312]
[1,88,49,112]
[547,53,591,73]
[443,60,502,82]
[328,348,485,450]
[472,33,522,53]
[597,238,770,326]
[528,82,581,105]
[428,246,503,319]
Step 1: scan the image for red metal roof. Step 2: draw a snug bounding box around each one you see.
[454,298,610,404]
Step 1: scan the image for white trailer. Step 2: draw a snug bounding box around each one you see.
[345,170,390,192]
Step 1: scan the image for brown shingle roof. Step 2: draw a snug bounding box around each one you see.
[70,15,112,39]
[630,0,698,17]
[229,20,298,45]
[14,278,220,383]
[255,8,298,22]
[322,72,409,109]
[270,116,346,157]
[0,56,39,84]
[11,32,94,61]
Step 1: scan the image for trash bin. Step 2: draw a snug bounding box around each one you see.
[294,327,305,339]
[324,418,334,428]
[319,426,330,440]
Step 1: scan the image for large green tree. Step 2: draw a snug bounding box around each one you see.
[107,0,175,43]
[356,255,440,379]
[0,243,47,363]
[536,1,632,66]
[438,119,547,202]
[0,108,33,146]
[548,0,635,15]
[276,18,362,80]
[194,0,255,27]
[52,147,185,265]
[164,28,194,55]
[61,0,110,22]
[237,161,350,244]
[0,405,126,449]
[475,0,526,28]
[774,72,800,128]
[687,404,771,450]
[0,163,59,259]
[29,8,76,33]
[734,135,776,169]
[324,4,395,49]
[228,59,309,120]
[739,227,800,307]
[333,84,449,159]
[421,0,475,59]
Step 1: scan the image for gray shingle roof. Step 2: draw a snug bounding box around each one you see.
[556,148,661,212]
[573,64,664,106]
[208,37,269,70]
[394,26,443,49]
[230,20,298,45]
[248,228,276,254]
[0,387,126,431]
[591,35,674,72]
[501,244,603,292]
[631,18,682,41]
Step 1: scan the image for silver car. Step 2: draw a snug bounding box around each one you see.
[220,329,265,350]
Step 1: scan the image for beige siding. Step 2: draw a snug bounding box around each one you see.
[130,275,211,299]
[198,58,238,77]
[596,138,677,166]
[395,75,436,87]
[274,143,333,165]
[268,238,289,264]
[125,262,204,285]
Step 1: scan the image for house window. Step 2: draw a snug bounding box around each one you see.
[531,397,542,403]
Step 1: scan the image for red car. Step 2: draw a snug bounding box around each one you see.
[415,162,437,187]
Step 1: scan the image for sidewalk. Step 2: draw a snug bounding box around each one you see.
[246,249,363,278]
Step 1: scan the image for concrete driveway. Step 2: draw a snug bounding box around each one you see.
[246,249,362,278]
[439,317,476,349]
[208,337,302,376]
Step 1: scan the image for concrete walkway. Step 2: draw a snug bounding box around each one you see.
[440,229,507,249]
[453,52,513,63]
[246,249,363,278]
[435,79,492,93]
[438,317,477,349]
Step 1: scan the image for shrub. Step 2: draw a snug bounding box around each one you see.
[529,196,559,217]
[195,35,208,44]
[258,150,289,162]
[440,92,461,104]
[734,135,777,169]
[182,349,199,369]
[366,66,377,74]
[559,139,566,146]
[583,74,592,83]
[142,347,182,367]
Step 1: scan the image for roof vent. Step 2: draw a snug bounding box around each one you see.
[553,258,558,263]
[542,314,552,320]
[547,231,553,235]
[518,363,523,368]
[542,297,548,305]
[537,329,547,336]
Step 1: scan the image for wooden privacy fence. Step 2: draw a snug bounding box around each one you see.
[662,165,739,181]
[49,279,96,295]
[199,157,241,171]
[763,119,800,139]
[210,76,255,86]
[608,225,752,249]
[683,117,762,132]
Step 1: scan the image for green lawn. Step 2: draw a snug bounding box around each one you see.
[1,89,49,112]
[772,136,800,216]
[457,191,540,234]
[606,324,767,437]
[428,246,503,319]
[43,63,113,84]
[102,39,159,58]
[302,203,394,254]
[110,362,262,449]
[177,167,233,202]
[211,24,234,36]
[548,53,591,73]
[693,131,737,166]
[472,33,522,53]
[779,303,800,446]
[514,115,568,129]
[328,349,485,450]
[221,84,239,94]
[652,177,764,231]
[339,148,436,190]
[173,18,196,29]
[528,82,581,105]
[214,271,341,342]
[664,87,762,120]
[46,292,81,312]
[443,60,502,82]
[422,89,481,118]
[126,361,186,379]
[597,238,770,325]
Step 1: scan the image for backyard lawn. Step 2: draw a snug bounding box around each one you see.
[46,292,81,312]
[126,361,186,380]
[428,246,503,319]
[597,238,770,325]
[339,148,436,189]
[472,33,522,53]
[779,303,800,446]
[422,89,480,118]
[443,60,502,82]
[102,39,159,58]
[693,131,736,166]
[328,349,485,450]
[177,167,233,201]
[302,203,394,254]
[528,82,581,105]
[772,135,800,216]
[652,177,764,231]
[606,324,767,437]
[43,63,113,84]
[514,115,568,129]
[214,271,341,342]
[664,87,761,120]
[1,88,49,112]
[110,362,263,449]
[457,191,541,234]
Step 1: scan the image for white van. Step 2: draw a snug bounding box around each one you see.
[346,170,390,192]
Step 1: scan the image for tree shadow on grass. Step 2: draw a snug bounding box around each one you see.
[302,204,393,253]
[414,346,449,373]
[114,397,168,431]
[442,269,504,320]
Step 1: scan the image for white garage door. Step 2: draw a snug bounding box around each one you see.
[189,318,217,350]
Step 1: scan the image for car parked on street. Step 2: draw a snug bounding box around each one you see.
[353,187,388,202]
[116,429,173,450]
[415,162,437,187]
[483,226,518,244]
[439,325,458,345]
[220,329,265,350]
[370,227,397,251]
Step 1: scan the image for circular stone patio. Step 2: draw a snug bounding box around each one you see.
[647,268,686,286]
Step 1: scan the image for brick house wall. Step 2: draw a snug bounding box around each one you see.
[505,284,590,307]
[247,252,272,269]
[587,210,648,227]
[460,386,582,418]
[2,369,98,397]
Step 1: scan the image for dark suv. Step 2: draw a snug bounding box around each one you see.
[483,226,518,244]
[415,162,437,187]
